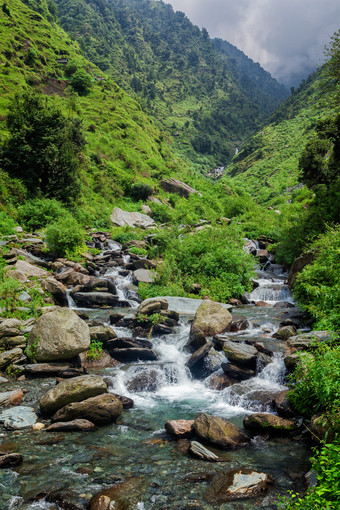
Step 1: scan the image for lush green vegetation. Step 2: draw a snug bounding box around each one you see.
[53,0,287,169]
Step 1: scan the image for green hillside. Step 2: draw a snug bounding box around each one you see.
[224,71,334,202]
[53,0,287,169]
[0,0,194,224]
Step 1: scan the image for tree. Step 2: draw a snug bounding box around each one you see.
[70,68,93,95]
[0,92,86,203]
[299,114,340,188]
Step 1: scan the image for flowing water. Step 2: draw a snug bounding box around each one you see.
[0,252,311,509]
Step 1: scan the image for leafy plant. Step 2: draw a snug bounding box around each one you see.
[86,339,103,360]
[0,211,17,235]
[46,214,86,257]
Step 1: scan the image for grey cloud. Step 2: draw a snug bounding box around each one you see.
[166,0,340,85]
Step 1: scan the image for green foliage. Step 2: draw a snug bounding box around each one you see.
[299,113,340,188]
[70,68,93,95]
[0,92,86,203]
[86,339,103,360]
[0,211,16,235]
[288,339,340,427]
[110,227,143,245]
[18,198,68,231]
[293,226,340,330]
[128,183,153,202]
[46,214,86,257]
[144,226,254,302]
[0,277,22,315]
[281,439,340,509]
[25,336,39,363]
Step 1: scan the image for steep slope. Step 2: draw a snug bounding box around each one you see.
[213,38,288,116]
[224,71,334,202]
[0,0,190,222]
[53,0,287,168]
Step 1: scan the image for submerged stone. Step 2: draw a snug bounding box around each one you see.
[0,406,38,429]
[205,468,274,502]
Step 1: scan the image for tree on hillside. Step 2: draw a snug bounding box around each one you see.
[0,93,86,203]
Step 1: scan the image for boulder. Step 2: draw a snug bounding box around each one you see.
[284,352,314,372]
[0,335,26,348]
[46,419,97,432]
[310,413,337,443]
[88,477,146,510]
[126,369,158,392]
[133,268,156,284]
[0,406,38,429]
[189,441,219,461]
[40,374,108,417]
[186,342,212,372]
[55,268,91,287]
[51,393,123,426]
[165,420,194,439]
[223,341,258,369]
[287,331,336,350]
[205,468,274,502]
[194,413,250,450]
[243,413,296,435]
[274,390,296,418]
[28,308,90,362]
[72,292,119,308]
[0,318,22,337]
[221,363,255,381]
[0,453,23,468]
[21,362,74,378]
[7,260,48,278]
[273,326,296,340]
[190,300,232,343]
[137,298,168,315]
[89,325,117,343]
[160,178,201,199]
[288,251,314,288]
[109,348,158,363]
[0,348,23,369]
[207,372,233,391]
[110,207,155,228]
[41,277,68,306]
[0,390,24,407]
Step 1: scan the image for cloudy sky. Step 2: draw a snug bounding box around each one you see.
[165,0,340,86]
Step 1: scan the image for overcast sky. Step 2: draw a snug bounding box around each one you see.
[165,0,340,86]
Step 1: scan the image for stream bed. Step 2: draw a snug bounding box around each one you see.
[0,250,312,509]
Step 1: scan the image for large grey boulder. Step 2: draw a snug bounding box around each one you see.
[40,374,108,417]
[137,298,168,315]
[160,178,201,198]
[190,300,232,344]
[133,268,156,283]
[223,341,258,369]
[72,292,119,308]
[7,260,49,278]
[28,308,90,362]
[51,393,123,426]
[110,207,156,228]
[194,413,250,450]
[41,277,68,306]
[0,406,38,429]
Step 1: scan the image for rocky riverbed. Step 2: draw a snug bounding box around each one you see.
[0,231,326,509]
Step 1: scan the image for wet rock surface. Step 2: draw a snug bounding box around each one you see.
[194,413,250,450]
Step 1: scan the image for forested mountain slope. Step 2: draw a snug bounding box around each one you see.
[53,0,288,168]
[0,0,193,224]
[224,70,335,202]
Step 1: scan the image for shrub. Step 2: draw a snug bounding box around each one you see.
[46,215,86,257]
[293,226,340,330]
[86,339,103,360]
[18,198,68,231]
[128,183,152,201]
[0,211,16,235]
[70,69,93,95]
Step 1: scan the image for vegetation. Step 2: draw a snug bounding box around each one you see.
[86,339,104,360]
[45,214,86,257]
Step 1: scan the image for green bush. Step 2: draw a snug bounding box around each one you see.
[128,182,153,201]
[0,211,17,235]
[70,69,93,95]
[288,339,340,428]
[293,226,340,330]
[46,215,86,257]
[18,198,68,231]
[281,439,340,509]
[86,339,103,360]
